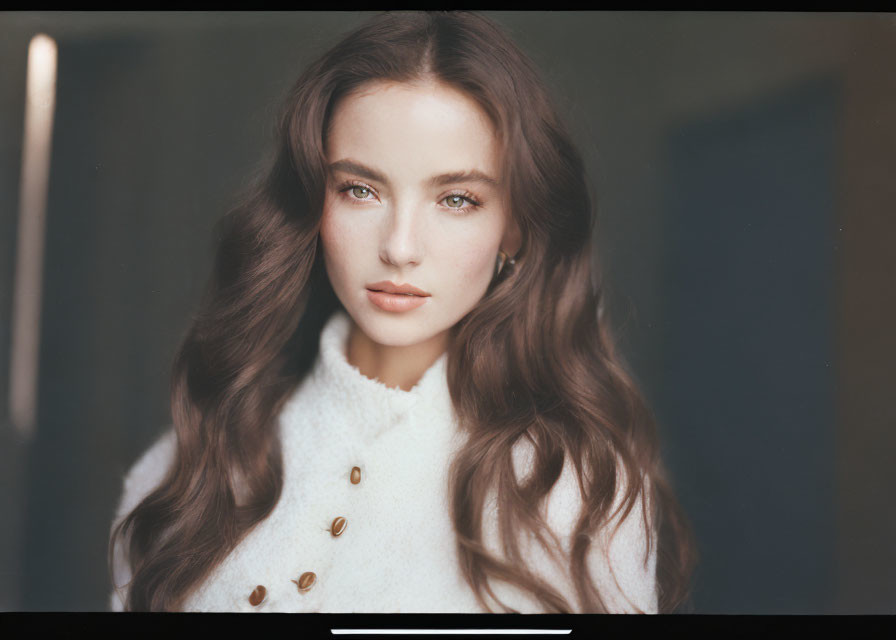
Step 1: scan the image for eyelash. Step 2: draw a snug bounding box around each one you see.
[335,180,483,213]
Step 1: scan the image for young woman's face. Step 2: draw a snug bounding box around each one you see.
[320,79,516,349]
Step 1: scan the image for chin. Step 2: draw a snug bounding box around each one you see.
[354,311,434,348]
[370,329,437,349]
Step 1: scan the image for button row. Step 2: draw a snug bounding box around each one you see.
[248,464,361,606]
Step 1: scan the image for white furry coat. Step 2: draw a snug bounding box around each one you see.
[109,310,657,613]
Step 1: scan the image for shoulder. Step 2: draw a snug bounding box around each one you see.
[510,438,658,613]
[113,427,178,523]
[109,427,177,611]
[582,462,657,613]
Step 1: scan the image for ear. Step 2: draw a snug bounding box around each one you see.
[501,217,523,257]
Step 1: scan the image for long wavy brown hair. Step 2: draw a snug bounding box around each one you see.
[109,10,696,612]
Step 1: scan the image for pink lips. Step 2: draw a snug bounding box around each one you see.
[366,281,430,312]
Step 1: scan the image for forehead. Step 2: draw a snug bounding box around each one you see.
[326,80,502,177]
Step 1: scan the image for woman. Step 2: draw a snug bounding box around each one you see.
[108,11,695,613]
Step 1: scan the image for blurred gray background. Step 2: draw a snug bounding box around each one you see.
[1,11,894,613]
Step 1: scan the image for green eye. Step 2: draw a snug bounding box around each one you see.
[445,195,464,208]
[351,186,370,199]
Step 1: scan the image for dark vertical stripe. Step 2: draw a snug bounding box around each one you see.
[657,78,837,613]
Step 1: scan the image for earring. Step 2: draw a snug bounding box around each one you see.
[495,250,517,277]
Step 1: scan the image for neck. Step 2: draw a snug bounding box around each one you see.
[346,319,448,392]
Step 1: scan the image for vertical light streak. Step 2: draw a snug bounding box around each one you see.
[9,33,57,439]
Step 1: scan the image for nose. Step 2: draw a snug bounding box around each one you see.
[378,203,423,268]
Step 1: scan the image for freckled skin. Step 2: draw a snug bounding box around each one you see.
[320,80,519,386]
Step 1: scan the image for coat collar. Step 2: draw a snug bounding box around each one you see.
[300,310,454,443]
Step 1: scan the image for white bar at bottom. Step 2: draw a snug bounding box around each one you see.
[331,630,572,636]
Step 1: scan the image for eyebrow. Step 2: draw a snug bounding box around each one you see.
[327,159,499,188]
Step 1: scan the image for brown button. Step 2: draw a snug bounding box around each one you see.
[248,585,267,606]
[330,516,347,537]
[350,466,361,484]
[292,571,316,592]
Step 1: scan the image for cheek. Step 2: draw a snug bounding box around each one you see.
[437,224,501,291]
[454,243,495,279]
[319,207,358,285]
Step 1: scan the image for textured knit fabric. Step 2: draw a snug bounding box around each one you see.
[109,310,657,613]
